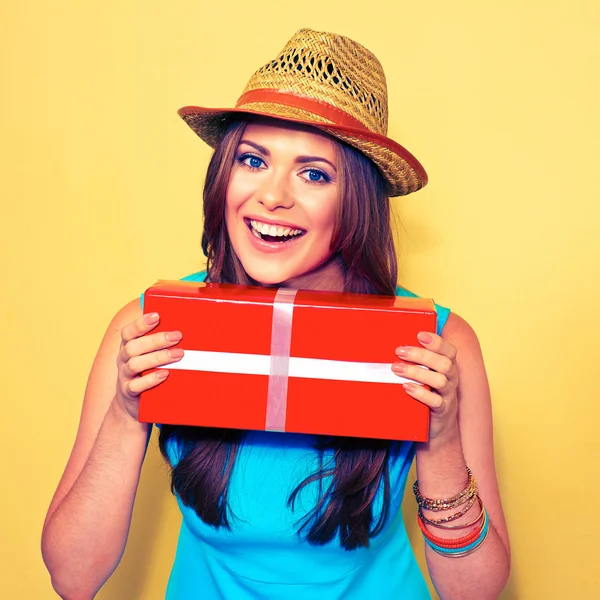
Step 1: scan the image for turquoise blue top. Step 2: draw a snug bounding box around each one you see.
[143,271,450,599]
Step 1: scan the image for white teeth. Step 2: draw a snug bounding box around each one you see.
[249,219,304,239]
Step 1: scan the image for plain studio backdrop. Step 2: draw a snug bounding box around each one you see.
[1,1,598,598]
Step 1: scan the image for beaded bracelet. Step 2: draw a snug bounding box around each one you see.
[425,526,489,557]
[418,492,478,526]
[420,513,487,549]
[418,508,486,548]
[420,495,485,531]
[423,510,489,557]
[419,480,477,513]
[413,467,476,512]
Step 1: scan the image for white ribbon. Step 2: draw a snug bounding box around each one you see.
[165,350,417,386]
[265,288,298,432]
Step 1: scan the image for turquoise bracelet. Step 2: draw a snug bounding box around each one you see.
[424,509,489,556]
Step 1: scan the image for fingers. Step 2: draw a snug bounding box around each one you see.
[391,333,460,427]
[118,312,184,399]
[121,369,170,398]
[122,347,183,379]
[394,333,456,375]
[402,381,444,409]
[119,329,182,365]
[417,331,457,361]
[392,331,458,404]
[392,361,450,394]
[121,311,161,345]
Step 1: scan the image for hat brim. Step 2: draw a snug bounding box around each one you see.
[177,105,428,197]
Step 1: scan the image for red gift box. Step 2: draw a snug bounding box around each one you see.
[138,281,437,441]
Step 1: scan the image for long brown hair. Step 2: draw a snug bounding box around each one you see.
[159,117,400,550]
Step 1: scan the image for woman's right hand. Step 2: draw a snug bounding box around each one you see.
[115,311,184,420]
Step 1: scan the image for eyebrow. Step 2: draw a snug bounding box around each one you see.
[238,140,337,172]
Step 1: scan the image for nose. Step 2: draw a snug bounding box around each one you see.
[257,172,295,211]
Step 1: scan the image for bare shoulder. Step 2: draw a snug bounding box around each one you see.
[83,296,144,426]
[441,312,482,352]
[84,298,144,388]
[108,298,144,334]
[440,311,489,404]
[43,297,144,528]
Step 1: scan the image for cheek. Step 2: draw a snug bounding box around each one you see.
[311,195,338,239]
[225,177,242,213]
[224,178,245,233]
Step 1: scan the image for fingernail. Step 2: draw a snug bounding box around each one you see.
[156,370,169,380]
[165,332,182,342]
[145,312,159,325]
[392,363,406,374]
[168,349,184,359]
[396,347,410,357]
[417,332,433,343]
[403,383,416,393]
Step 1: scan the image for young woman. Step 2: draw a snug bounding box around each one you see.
[42,29,510,599]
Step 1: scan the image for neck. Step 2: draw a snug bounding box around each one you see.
[280,255,345,292]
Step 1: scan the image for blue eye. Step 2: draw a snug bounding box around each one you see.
[305,169,329,183]
[238,153,265,169]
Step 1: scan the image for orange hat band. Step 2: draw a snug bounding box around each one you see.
[235,89,369,131]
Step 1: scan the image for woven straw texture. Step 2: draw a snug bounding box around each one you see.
[179,29,427,196]
[322,128,423,195]
[242,29,388,135]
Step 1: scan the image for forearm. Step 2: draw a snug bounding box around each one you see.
[42,400,149,599]
[415,428,510,600]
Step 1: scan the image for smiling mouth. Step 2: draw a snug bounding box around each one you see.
[245,218,307,243]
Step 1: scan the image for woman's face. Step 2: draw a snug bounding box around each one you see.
[225,120,340,285]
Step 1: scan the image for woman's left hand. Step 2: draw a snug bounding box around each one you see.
[391,331,459,442]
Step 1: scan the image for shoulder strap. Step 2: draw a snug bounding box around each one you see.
[395,286,451,336]
[140,270,208,311]
[180,270,208,282]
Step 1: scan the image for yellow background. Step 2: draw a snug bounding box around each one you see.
[2,1,599,598]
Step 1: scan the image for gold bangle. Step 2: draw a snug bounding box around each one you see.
[419,480,477,512]
[418,493,478,525]
[420,495,485,530]
[413,467,476,511]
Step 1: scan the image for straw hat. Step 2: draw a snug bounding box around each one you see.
[178,28,427,197]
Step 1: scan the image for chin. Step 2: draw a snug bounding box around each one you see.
[243,264,296,286]
[241,255,336,288]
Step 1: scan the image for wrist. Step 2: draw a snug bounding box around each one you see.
[415,427,469,504]
[108,398,149,437]
[420,420,461,454]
